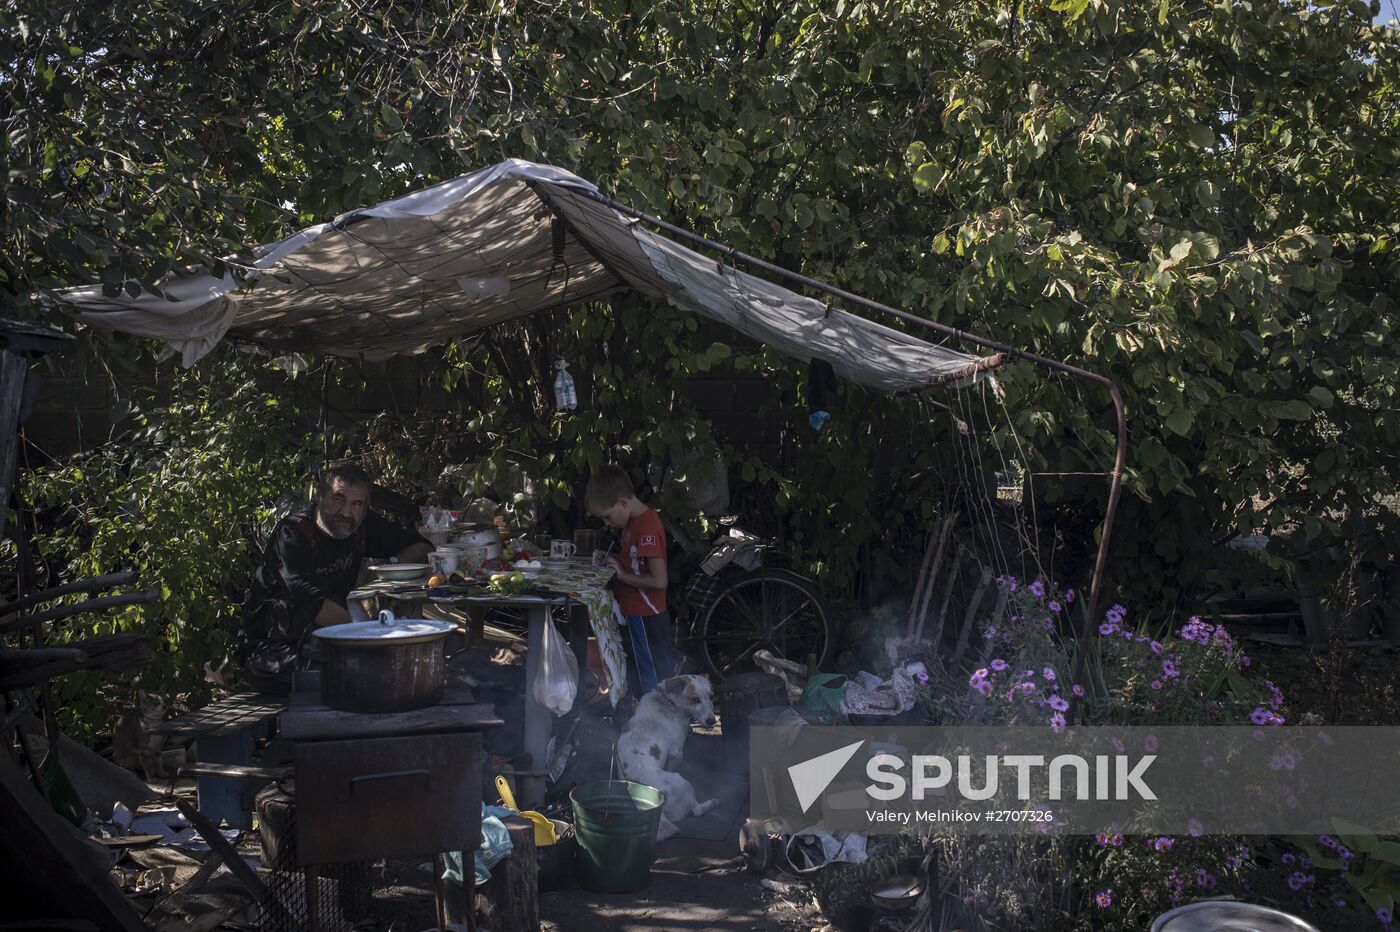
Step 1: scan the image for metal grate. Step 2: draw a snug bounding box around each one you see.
[258,785,371,932]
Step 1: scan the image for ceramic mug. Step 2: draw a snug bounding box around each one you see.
[428,549,460,576]
[573,528,602,555]
[461,545,488,576]
[550,540,577,560]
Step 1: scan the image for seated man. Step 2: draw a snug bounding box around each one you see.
[236,462,431,694]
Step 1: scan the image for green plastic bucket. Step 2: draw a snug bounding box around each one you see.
[569,780,665,893]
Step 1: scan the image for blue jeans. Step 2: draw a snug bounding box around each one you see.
[623,611,675,696]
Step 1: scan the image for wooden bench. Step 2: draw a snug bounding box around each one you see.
[154,692,285,829]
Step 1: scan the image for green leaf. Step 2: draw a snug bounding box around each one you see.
[1187,124,1215,148]
[1307,386,1334,408]
[1164,407,1194,437]
[912,161,942,193]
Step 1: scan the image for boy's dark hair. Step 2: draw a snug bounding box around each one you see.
[585,464,634,512]
[318,461,373,499]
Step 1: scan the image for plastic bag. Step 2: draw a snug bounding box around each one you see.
[533,619,578,716]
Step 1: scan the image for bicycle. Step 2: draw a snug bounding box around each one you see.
[666,519,837,681]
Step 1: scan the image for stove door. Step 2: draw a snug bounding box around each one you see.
[294,730,482,866]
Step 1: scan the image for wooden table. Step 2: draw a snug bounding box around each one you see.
[153,692,286,828]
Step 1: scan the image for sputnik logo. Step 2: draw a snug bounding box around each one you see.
[788,740,866,813]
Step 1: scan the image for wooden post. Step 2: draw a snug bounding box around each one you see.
[434,851,477,932]
[478,816,539,932]
[0,346,28,544]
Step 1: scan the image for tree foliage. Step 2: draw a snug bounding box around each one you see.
[3,0,1399,729]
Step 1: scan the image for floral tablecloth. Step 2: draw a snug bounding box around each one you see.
[515,561,629,706]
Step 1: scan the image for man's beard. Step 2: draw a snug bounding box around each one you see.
[317,508,360,540]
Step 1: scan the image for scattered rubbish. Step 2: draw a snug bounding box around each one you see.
[840,661,925,718]
[760,878,809,895]
[110,803,239,853]
[784,829,869,873]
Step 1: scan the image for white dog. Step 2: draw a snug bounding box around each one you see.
[617,674,722,841]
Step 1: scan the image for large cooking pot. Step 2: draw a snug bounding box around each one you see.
[313,611,455,713]
[450,525,502,561]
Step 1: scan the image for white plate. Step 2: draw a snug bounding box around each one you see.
[370,563,431,581]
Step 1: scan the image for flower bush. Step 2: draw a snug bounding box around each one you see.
[920,576,1384,929]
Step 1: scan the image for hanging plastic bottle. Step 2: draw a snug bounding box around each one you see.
[553,358,577,411]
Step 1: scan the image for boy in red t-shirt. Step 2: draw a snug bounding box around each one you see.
[585,464,674,696]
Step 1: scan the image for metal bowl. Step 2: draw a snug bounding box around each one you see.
[867,873,925,911]
[1150,900,1321,931]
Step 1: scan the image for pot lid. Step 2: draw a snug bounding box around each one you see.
[313,611,455,643]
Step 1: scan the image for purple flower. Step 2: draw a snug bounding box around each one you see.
[1249,707,1284,726]
[1187,818,1203,837]
[1099,622,1119,636]
[974,679,992,697]
[914,671,929,684]
[1377,907,1393,924]
[1282,853,1296,865]
[1048,695,1069,713]
[1318,834,1337,850]
[1094,889,1112,908]
[1042,666,1057,682]
[1286,871,1313,891]
[1106,604,1126,623]
[1161,658,1179,679]
[1265,679,1285,710]
[1111,736,1125,753]
[991,658,1008,671]
[1065,589,1075,603]
[1144,734,1158,753]
[1150,640,1163,654]
[1050,711,1066,732]
[1049,600,1062,613]
[1151,680,1163,690]
[1153,836,1174,851]
[1020,681,1036,695]
[1269,751,1297,771]
[1030,580,1046,597]
[1071,683,1085,697]
[1195,869,1216,889]
[1203,754,1215,768]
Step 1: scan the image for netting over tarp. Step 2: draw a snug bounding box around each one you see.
[58,159,1003,393]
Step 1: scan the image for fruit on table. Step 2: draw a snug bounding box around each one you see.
[487,571,530,595]
[428,573,449,587]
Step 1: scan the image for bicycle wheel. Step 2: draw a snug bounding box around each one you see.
[698,568,836,680]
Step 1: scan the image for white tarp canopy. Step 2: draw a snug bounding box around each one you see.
[59,159,1003,393]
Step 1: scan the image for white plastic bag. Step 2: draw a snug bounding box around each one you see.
[533,620,578,716]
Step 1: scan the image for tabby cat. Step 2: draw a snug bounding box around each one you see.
[112,690,169,781]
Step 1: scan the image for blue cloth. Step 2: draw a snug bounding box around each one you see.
[441,803,515,886]
[623,611,674,695]
[808,410,831,431]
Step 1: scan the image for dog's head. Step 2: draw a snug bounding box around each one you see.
[660,674,717,727]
